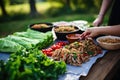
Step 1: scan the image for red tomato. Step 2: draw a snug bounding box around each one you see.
[45,52,53,56]
[46,48,53,52]
[83,53,89,57]
[97,50,102,54]
[42,41,66,57]
[42,49,46,53]
[51,44,61,50]
[56,41,66,46]
[42,49,53,56]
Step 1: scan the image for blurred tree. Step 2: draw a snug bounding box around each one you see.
[10,0,28,5]
[0,0,8,16]
[94,0,102,9]
[47,0,101,13]
[47,0,72,13]
[29,0,38,17]
[64,0,71,12]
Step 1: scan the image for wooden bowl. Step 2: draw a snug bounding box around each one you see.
[96,36,120,50]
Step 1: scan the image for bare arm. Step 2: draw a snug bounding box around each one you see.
[93,0,113,26]
[81,25,120,38]
[97,25,120,36]
[98,0,113,17]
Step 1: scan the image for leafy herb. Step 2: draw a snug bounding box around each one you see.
[73,53,77,60]
[87,51,94,55]
[0,49,66,80]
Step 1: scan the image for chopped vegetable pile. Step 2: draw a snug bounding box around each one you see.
[0,49,66,80]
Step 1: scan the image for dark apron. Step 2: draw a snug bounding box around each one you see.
[108,0,120,25]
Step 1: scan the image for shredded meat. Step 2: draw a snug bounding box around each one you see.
[52,38,102,66]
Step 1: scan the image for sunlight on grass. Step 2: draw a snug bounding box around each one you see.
[6,4,30,15]
[36,2,62,14]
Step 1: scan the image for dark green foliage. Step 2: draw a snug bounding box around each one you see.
[0,49,66,80]
[10,0,28,5]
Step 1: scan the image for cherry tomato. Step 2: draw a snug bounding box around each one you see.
[97,50,102,54]
[51,44,61,50]
[42,49,53,56]
[56,41,66,46]
[83,53,89,57]
[45,52,53,56]
[42,49,46,53]
[46,48,53,52]
[42,41,66,57]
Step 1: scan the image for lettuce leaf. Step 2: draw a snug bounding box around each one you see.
[0,38,23,52]
[5,35,34,49]
[14,29,54,49]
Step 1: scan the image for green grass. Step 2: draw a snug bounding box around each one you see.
[0,13,109,38]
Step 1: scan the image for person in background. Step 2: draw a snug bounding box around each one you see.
[93,0,120,26]
[81,1,120,80]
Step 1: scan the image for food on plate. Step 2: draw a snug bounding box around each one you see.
[54,26,78,33]
[53,25,81,40]
[29,23,53,32]
[52,38,102,66]
[31,23,49,29]
[98,38,120,43]
[97,36,120,50]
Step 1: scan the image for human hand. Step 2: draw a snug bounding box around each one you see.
[80,27,100,39]
[93,16,103,26]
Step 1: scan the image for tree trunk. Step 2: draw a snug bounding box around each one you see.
[29,0,38,17]
[61,0,71,13]
[66,0,70,8]
[0,0,8,16]
[65,0,71,13]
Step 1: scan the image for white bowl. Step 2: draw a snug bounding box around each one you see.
[96,36,120,50]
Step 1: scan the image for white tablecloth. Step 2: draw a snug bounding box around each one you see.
[59,50,107,80]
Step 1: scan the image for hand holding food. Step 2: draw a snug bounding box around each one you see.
[80,27,102,38]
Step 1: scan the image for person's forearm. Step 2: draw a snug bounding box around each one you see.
[98,25,120,36]
[98,0,113,17]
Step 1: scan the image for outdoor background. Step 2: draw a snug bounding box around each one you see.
[0,0,110,37]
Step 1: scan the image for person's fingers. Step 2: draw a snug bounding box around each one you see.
[80,31,91,39]
[80,32,85,39]
[93,21,100,26]
[85,35,92,39]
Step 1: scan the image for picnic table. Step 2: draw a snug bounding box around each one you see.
[80,50,120,80]
[0,21,120,80]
